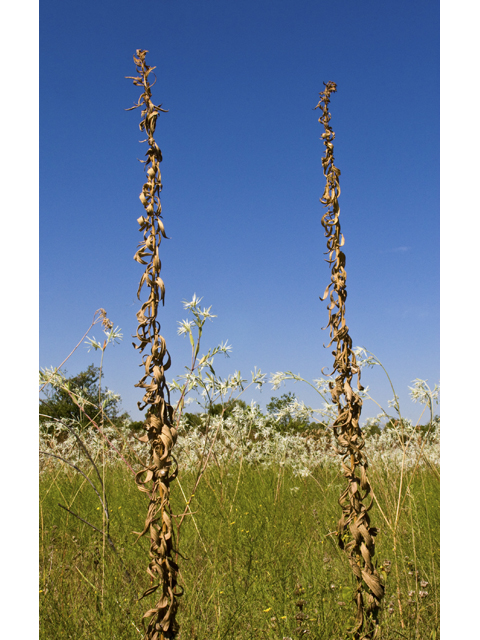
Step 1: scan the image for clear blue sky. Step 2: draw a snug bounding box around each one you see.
[39,0,439,424]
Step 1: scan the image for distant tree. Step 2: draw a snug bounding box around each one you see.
[39,364,130,430]
[361,419,382,437]
[382,417,440,444]
[179,399,248,434]
[413,415,440,441]
[128,420,145,433]
[182,412,204,431]
[208,398,247,419]
[266,392,318,434]
[384,418,399,432]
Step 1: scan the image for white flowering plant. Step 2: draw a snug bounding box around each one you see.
[169,295,267,424]
[39,301,439,501]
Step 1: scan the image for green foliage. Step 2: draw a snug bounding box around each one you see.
[365,423,382,437]
[418,415,440,441]
[39,463,439,640]
[266,392,296,421]
[361,419,382,437]
[266,392,321,434]
[208,398,247,418]
[38,299,440,639]
[383,416,440,444]
[39,364,130,431]
[127,420,144,433]
[182,412,204,431]
[180,400,248,433]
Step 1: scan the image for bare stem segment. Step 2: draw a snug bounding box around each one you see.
[316,81,384,639]
[127,49,181,640]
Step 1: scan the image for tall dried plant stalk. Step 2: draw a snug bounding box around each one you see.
[315,82,384,639]
[127,49,181,640]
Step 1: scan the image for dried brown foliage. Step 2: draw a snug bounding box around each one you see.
[127,49,181,640]
[316,82,384,638]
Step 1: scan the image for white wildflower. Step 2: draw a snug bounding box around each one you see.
[353,347,379,369]
[183,294,203,311]
[177,319,195,336]
[409,379,440,406]
[313,378,331,394]
[270,372,288,390]
[387,393,400,413]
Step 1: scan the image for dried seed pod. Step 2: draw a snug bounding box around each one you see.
[315,82,384,639]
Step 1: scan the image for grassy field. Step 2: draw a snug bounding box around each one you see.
[39,460,439,639]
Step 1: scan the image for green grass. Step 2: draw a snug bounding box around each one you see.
[40,461,439,639]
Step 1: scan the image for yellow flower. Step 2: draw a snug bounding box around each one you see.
[263,607,272,612]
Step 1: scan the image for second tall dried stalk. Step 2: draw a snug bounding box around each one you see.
[316,82,384,639]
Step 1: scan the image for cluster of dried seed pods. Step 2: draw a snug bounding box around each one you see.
[315,81,384,639]
[127,49,181,640]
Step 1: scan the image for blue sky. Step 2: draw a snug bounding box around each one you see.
[39,0,439,424]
